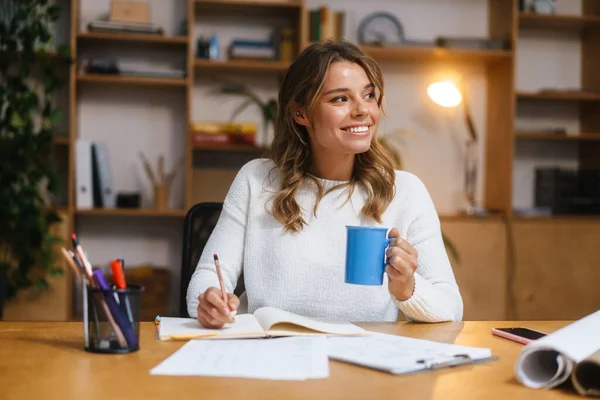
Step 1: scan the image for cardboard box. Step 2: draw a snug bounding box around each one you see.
[110,1,150,24]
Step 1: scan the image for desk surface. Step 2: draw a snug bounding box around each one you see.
[0,320,578,400]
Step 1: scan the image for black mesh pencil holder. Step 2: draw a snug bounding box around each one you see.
[83,280,144,354]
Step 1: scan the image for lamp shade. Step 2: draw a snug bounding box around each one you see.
[427,81,462,108]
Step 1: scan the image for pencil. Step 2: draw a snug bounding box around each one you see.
[213,253,228,305]
[60,247,82,280]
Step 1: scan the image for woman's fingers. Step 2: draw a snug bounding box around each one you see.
[196,288,236,328]
[227,293,240,311]
[386,256,412,280]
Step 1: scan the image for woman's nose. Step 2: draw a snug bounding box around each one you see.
[352,100,368,118]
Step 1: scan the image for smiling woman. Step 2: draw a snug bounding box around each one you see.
[186,41,464,329]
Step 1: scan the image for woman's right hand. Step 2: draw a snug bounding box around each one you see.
[196,287,240,328]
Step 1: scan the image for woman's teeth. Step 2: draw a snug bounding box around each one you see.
[343,126,369,133]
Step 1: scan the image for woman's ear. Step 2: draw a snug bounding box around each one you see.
[292,108,309,127]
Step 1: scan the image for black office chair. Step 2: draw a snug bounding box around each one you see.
[180,202,245,317]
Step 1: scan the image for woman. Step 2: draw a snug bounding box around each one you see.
[187,41,463,328]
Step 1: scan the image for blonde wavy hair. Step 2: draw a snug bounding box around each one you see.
[269,41,396,232]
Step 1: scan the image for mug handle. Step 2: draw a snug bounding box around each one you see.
[384,237,393,266]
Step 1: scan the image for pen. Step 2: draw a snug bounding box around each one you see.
[213,254,236,318]
[169,333,217,340]
[110,259,134,325]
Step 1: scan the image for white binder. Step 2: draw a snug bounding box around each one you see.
[75,139,93,209]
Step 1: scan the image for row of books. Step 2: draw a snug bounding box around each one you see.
[308,7,346,42]
[190,121,257,146]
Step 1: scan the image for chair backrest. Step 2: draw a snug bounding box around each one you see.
[180,202,221,317]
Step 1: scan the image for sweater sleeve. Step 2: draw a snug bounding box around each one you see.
[185,161,254,318]
[393,174,464,322]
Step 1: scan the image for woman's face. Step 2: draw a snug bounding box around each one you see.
[297,60,381,158]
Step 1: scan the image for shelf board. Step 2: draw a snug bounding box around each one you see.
[195,0,301,8]
[45,206,69,214]
[193,143,265,152]
[439,213,505,221]
[512,214,600,221]
[517,90,600,102]
[194,58,290,73]
[516,132,600,141]
[76,208,186,217]
[53,136,70,145]
[77,32,189,45]
[77,73,188,87]
[359,45,512,64]
[519,13,600,31]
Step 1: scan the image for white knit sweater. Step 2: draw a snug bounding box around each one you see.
[187,159,463,322]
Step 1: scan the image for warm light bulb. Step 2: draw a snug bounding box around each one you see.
[427,81,462,108]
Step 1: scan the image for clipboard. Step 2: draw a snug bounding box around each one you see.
[327,332,495,375]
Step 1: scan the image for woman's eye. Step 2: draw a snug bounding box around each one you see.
[331,96,347,103]
[365,92,376,99]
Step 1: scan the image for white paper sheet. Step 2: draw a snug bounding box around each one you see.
[150,337,329,380]
[327,331,492,375]
[515,310,600,389]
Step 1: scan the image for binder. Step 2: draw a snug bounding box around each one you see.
[75,139,93,209]
[91,144,103,208]
[327,331,494,375]
[91,142,115,208]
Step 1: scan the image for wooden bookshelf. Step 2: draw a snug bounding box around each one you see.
[194,0,302,17]
[516,90,600,102]
[194,58,290,73]
[76,73,188,87]
[192,143,265,152]
[75,208,187,217]
[515,132,600,141]
[194,0,302,9]
[77,32,189,45]
[53,136,70,145]
[519,13,600,31]
[359,45,512,64]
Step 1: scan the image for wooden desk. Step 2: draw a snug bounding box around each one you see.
[0,321,579,400]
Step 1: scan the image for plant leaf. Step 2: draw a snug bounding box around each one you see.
[230,98,254,122]
[10,112,24,128]
[32,278,49,292]
[442,233,460,264]
[49,109,63,125]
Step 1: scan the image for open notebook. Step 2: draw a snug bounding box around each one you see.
[157,307,366,340]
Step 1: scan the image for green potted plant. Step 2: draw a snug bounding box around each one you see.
[212,82,277,148]
[0,0,70,320]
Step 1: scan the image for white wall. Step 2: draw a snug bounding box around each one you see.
[69,0,582,315]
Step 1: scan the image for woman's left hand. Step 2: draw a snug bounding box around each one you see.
[385,228,418,301]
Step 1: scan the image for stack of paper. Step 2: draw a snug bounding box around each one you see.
[515,310,600,396]
[151,336,329,380]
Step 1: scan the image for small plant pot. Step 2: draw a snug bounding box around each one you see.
[154,184,169,210]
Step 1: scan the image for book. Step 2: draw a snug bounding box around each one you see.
[156,306,366,341]
[515,310,600,394]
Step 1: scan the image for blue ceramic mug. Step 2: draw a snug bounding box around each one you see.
[345,226,392,286]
